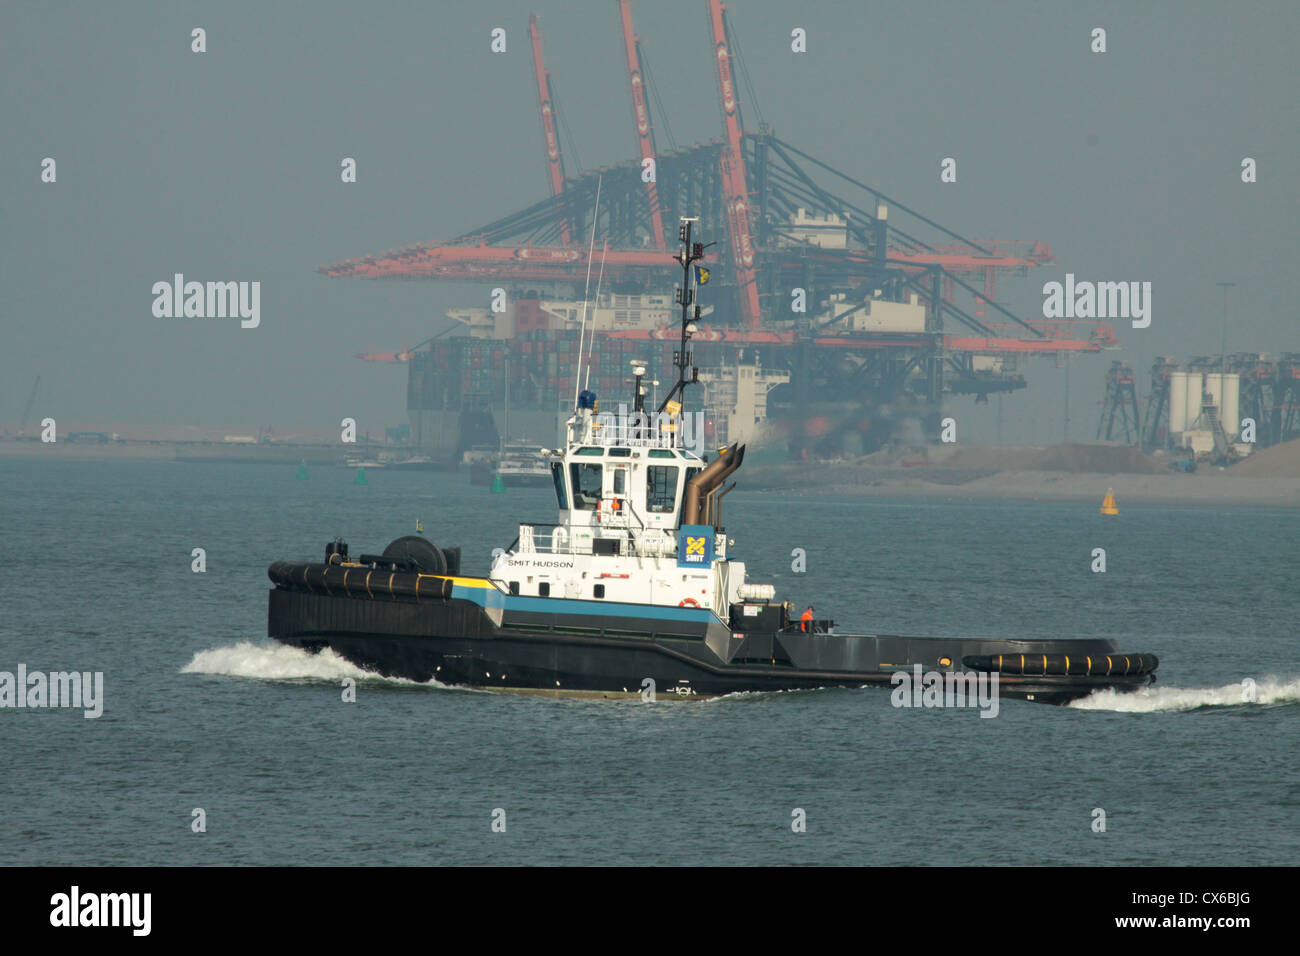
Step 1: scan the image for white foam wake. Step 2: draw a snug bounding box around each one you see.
[181,640,438,687]
[1069,676,1300,712]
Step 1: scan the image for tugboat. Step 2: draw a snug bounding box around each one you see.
[267,220,1158,704]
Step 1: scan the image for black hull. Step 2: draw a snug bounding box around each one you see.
[266,572,1157,705]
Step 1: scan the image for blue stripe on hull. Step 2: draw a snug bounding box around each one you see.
[451,583,717,624]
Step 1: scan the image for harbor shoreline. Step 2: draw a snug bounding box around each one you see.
[6,437,1299,508]
[744,464,1300,508]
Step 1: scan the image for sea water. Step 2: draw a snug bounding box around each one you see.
[2,459,1296,865]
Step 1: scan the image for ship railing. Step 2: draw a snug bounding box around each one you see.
[513,523,676,559]
[782,618,837,635]
[587,417,685,450]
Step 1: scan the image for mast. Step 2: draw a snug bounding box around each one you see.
[657,218,713,419]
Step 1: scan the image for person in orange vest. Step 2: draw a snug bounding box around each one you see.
[801,606,815,633]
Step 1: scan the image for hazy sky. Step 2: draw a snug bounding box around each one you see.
[3,0,1296,440]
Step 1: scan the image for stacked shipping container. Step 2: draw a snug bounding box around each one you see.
[408,330,694,414]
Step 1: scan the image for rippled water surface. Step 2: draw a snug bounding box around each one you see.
[2,460,1297,865]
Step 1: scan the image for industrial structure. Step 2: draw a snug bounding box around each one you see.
[1136,353,1300,459]
[330,0,1121,463]
[1097,361,1141,445]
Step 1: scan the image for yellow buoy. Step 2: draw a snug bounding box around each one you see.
[1100,488,1118,515]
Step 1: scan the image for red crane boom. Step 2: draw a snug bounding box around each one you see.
[707,0,761,331]
[617,0,667,251]
[529,14,571,245]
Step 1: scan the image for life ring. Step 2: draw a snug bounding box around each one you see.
[678,598,701,608]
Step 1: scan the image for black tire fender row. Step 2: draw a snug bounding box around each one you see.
[962,652,1158,677]
[268,561,453,601]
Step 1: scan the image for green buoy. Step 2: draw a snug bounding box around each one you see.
[354,468,368,485]
[296,462,309,480]
[490,473,506,494]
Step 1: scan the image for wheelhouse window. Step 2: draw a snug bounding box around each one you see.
[569,462,602,510]
[646,465,678,514]
[550,462,567,509]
